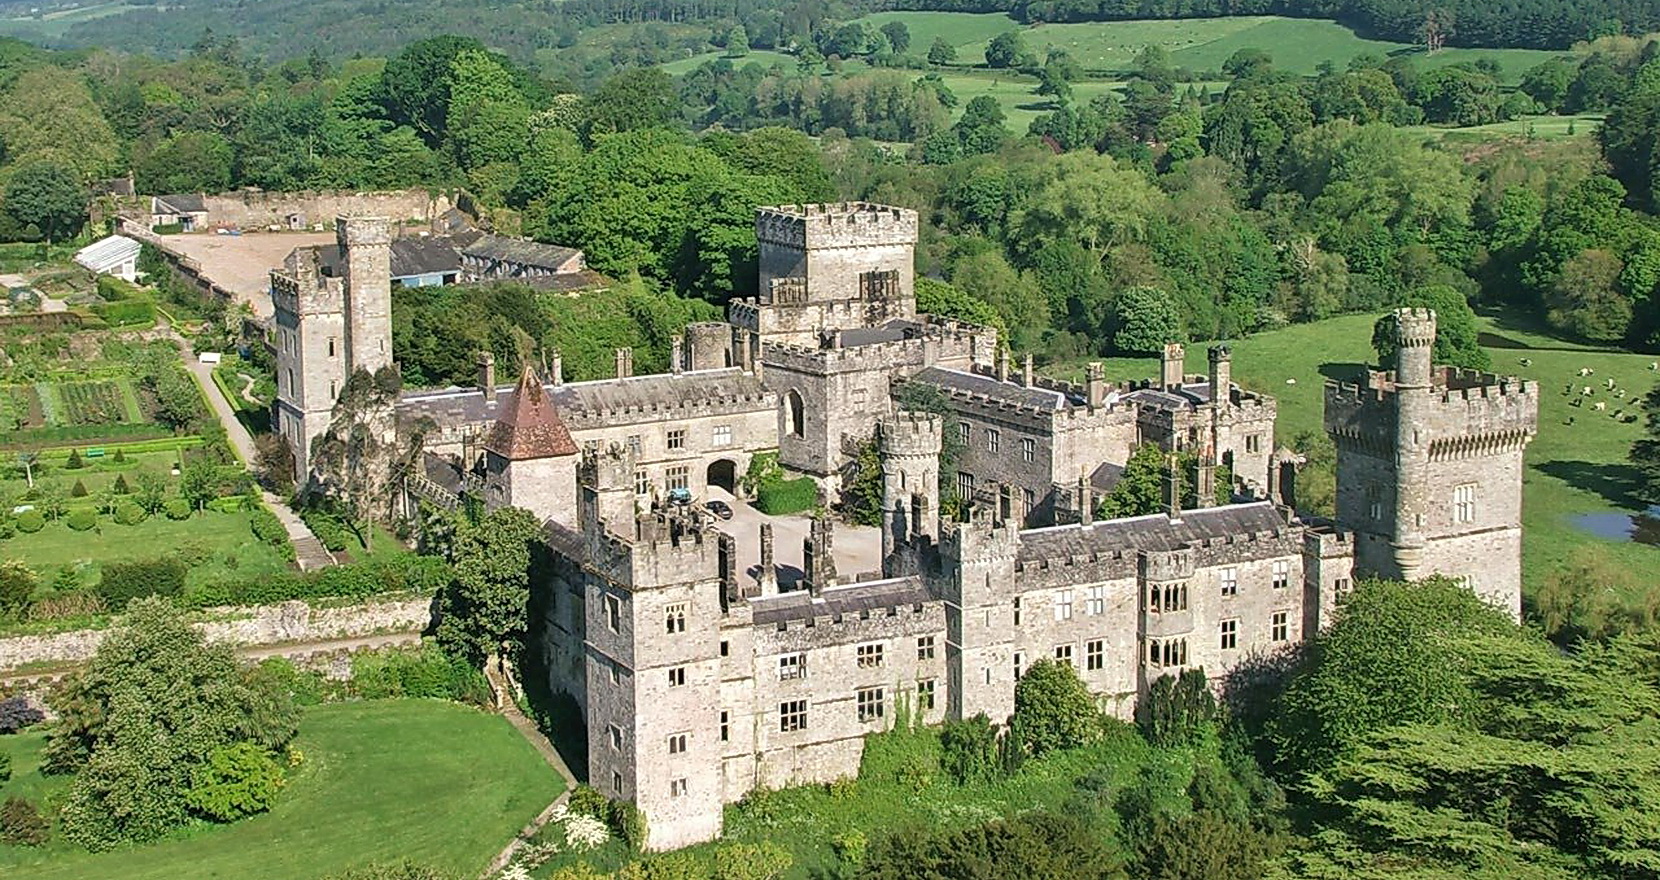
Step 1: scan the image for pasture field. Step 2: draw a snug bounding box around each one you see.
[660,49,795,76]
[1063,310,1658,607]
[856,12,1567,80]
[0,700,565,880]
[0,0,137,40]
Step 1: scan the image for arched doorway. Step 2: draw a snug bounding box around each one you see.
[785,389,805,439]
[707,458,737,494]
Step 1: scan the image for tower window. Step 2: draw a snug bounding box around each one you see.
[1014,651,1025,679]
[1367,484,1383,521]
[667,667,687,687]
[1055,589,1073,620]
[1022,438,1035,462]
[1220,619,1238,650]
[856,643,884,668]
[1148,637,1188,668]
[720,710,730,742]
[779,653,806,680]
[1245,434,1261,454]
[1089,585,1105,615]
[917,636,936,661]
[958,422,971,445]
[667,428,685,451]
[1013,596,1022,626]
[917,679,936,711]
[986,428,1000,453]
[668,732,688,755]
[1272,560,1290,590]
[1453,484,1476,523]
[1220,567,1238,597]
[1272,611,1289,642]
[1086,639,1104,671]
[327,337,336,357]
[956,472,975,501]
[670,778,688,798]
[608,724,622,750]
[634,469,650,496]
[1053,644,1073,667]
[604,595,620,632]
[665,602,687,634]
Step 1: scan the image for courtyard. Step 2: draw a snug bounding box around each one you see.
[705,487,884,590]
[158,231,335,319]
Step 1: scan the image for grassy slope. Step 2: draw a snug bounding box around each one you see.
[0,700,564,880]
[1063,311,1659,604]
[857,12,1565,80]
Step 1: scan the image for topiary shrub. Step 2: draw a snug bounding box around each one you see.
[65,509,97,531]
[186,742,286,822]
[111,473,130,494]
[70,479,88,497]
[14,510,44,533]
[0,751,8,783]
[113,502,146,525]
[65,448,83,470]
[113,448,127,464]
[97,557,187,606]
[163,498,192,520]
[0,796,46,846]
[0,696,46,734]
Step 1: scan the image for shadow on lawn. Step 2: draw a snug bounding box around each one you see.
[1318,362,1369,383]
[1535,459,1646,510]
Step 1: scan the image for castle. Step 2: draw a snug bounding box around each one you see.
[272,205,1538,850]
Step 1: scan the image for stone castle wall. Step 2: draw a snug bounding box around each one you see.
[203,189,454,230]
[0,597,433,673]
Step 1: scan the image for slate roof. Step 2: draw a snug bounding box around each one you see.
[908,366,1080,410]
[74,235,141,274]
[1124,382,1213,412]
[1016,501,1287,565]
[153,194,206,214]
[398,368,771,429]
[314,237,462,280]
[462,234,582,270]
[839,320,920,347]
[421,452,465,495]
[482,366,579,460]
[749,576,933,626]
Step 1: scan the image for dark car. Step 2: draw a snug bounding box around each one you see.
[706,499,734,520]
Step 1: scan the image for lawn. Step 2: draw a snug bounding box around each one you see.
[0,699,564,879]
[1408,113,1604,143]
[0,505,291,584]
[856,12,1567,80]
[660,49,795,76]
[1059,309,1659,607]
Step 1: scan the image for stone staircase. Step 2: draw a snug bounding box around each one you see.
[290,530,337,571]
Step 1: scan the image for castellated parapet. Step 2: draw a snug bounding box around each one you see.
[1323,367,1539,458]
[755,202,919,251]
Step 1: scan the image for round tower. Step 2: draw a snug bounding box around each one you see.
[877,411,942,562]
[1390,307,1437,580]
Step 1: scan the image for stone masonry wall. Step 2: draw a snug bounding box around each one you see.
[203,190,454,230]
[0,597,434,672]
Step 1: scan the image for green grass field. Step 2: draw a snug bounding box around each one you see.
[0,1,139,40]
[660,49,796,76]
[1063,310,1658,605]
[0,700,564,879]
[1408,113,1604,142]
[856,12,1567,80]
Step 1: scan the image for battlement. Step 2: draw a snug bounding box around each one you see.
[755,202,919,250]
[1392,307,1437,348]
[1323,367,1539,453]
[878,411,943,457]
[759,319,988,376]
[586,507,724,590]
[1302,524,1355,558]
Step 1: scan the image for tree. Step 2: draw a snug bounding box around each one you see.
[862,809,1122,879]
[2,161,86,244]
[984,32,1026,70]
[443,49,531,173]
[582,67,679,141]
[927,37,957,66]
[1138,668,1218,746]
[1544,249,1631,342]
[1098,444,1169,519]
[1010,659,1099,757]
[725,25,749,58]
[954,95,1009,156]
[185,742,286,822]
[377,35,489,145]
[0,68,120,179]
[310,367,407,544]
[1633,384,1660,507]
[436,506,545,663]
[134,132,234,195]
[1370,286,1491,370]
[880,21,911,55]
[1108,286,1181,355]
[0,560,34,613]
[50,597,298,849]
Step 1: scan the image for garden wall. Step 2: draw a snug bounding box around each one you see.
[0,595,434,673]
[201,189,454,230]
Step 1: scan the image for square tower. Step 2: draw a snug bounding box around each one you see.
[754,203,918,333]
[1323,309,1538,617]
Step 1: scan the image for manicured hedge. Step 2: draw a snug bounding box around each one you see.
[163,498,192,520]
[65,510,96,531]
[349,642,490,705]
[98,557,187,606]
[299,509,350,552]
[94,300,156,327]
[198,553,452,608]
[755,476,818,515]
[14,511,43,533]
[113,502,145,525]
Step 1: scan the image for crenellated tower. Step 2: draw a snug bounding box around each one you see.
[1323,308,1538,617]
[877,410,942,575]
[938,502,1022,723]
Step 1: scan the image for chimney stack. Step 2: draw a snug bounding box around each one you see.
[615,347,633,379]
[759,522,778,596]
[997,349,1010,383]
[478,351,496,404]
[1077,474,1093,525]
[1022,354,1034,387]
[671,337,684,374]
[1208,345,1232,405]
[550,349,564,386]
[1087,362,1106,408]
[1161,343,1185,391]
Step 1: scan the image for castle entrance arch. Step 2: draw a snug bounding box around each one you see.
[707,459,738,494]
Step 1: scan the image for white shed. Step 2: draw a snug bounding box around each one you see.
[74,235,142,282]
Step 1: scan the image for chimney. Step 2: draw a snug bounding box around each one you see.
[997,349,1010,383]
[735,331,752,372]
[478,351,496,404]
[1208,345,1232,405]
[1164,453,1183,522]
[1022,354,1034,387]
[550,350,564,386]
[1077,474,1092,526]
[615,347,633,379]
[671,336,684,374]
[758,522,778,596]
[1196,456,1216,506]
[1161,343,1185,391]
[1087,362,1106,408]
[804,512,837,595]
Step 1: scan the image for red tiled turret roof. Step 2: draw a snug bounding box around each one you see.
[482,365,578,460]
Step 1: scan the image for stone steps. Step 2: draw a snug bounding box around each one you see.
[291,532,336,571]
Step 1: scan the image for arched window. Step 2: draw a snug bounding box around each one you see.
[785,389,805,439]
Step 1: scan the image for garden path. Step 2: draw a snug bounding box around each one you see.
[482,656,578,878]
[167,328,336,571]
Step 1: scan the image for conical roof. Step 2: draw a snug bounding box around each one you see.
[482,365,578,460]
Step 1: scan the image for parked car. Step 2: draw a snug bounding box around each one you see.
[705,499,733,520]
[668,487,693,506]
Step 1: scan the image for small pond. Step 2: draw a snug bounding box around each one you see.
[1572,506,1660,546]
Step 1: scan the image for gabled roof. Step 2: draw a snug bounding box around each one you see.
[461,233,582,270]
[153,193,206,214]
[482,365,579,460]
[74,235,141,274]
